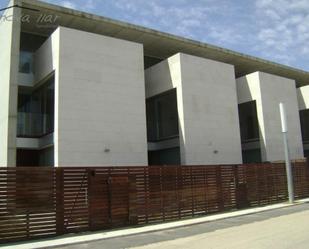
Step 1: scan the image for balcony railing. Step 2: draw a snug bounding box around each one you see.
[241,137,260,144]
[17,112,53,138]
[19,51,34,74]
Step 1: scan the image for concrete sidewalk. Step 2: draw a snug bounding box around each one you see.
[126,204,309,249]
[2,198,309,249]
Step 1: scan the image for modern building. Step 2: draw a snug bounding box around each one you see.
[0,0,308,167]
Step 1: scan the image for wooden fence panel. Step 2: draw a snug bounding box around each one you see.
[0,168,56,243]
[0,160,309,244]
[88,168,109,230]
[62,168,89,233]
[220,166,237,210]
[293,161,309,199]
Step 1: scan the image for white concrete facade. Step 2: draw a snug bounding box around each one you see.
[297,86,309,111]
[0,0,308,167]
[236,72,304,161]
[36,27,148,166]
[146,53,243,165]
[298,85,309,156]
[0,0,20,166]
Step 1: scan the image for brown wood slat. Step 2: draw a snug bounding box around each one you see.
[1,160,309,244]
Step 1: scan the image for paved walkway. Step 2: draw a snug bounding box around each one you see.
[2,199,309,249]
[57,202,309,249]
[129,204,309,249]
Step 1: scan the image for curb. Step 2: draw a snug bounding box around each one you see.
[2,198,309,249]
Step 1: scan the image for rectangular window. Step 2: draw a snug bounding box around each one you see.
[17,75,55,137]
[146,89,179,141]
[242,148,262,163]
[300,109,309,142]
[238,101,259,142]
[148,147,181,165]
[19,51,34,74]
[19,32,48,74]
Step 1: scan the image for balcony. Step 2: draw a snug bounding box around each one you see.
[17,112,53,138]
[18,51,34,86]
[17,75,55,138]
[146,89,179,142]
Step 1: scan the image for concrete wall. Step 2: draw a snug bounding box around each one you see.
[34,34,59,84]
[236,72,304,161]
[40,27,148,166]
[297,85,309,111]
[0,0,21,166]
[237,73,265,159]
[145,53,243,165]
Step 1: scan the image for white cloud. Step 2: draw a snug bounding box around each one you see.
[208,27,244,45]
[254,0,309,66]
[112,1,212,39]
[85,0,96,10]
[61,0,77,9]
[59,0,95,11]
[42,0,308,70]
[110,0,247,46]
[114,0,308,69]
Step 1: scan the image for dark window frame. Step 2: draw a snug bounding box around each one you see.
[300,109,309,143]
[238,100,260,143]
[146,89,179,142]
[17,74,55,138]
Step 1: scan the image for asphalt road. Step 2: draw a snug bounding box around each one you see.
[54,202,309,249]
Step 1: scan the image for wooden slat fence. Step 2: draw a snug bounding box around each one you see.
[0,160,309,243]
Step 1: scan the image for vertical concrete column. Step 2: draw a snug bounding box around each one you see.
[236,72,304,162]
[145,53,243,165]
[178,54,242,165]
[51,27,148,166]
[0,0,21,166]
[297,85,309,156]
[297,85,309,111]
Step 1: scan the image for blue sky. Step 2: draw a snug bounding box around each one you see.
[2,0,309,71]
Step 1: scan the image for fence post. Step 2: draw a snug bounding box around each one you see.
[144,166,149,224]
[87,168,93,230]
[128,171,138,225]
[234,165,239,209]
[307,159,309,194]
[216,166,224,211]
[56,168,64,235]
[190,167,194,216]
[107,168,112,225]
[176,166,181,219]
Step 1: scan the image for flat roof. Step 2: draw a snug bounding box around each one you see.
[20,0,309,87]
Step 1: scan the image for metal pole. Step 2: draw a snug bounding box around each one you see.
[279,103,294,203]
